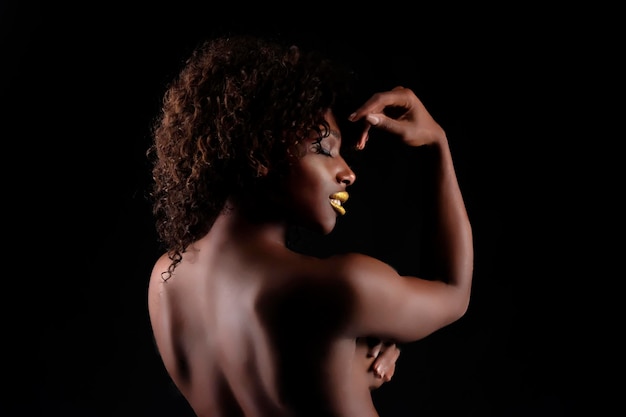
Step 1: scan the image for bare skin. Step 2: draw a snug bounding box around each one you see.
[148,87,473,417]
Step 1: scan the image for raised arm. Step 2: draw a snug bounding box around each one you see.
[343,86,474,343]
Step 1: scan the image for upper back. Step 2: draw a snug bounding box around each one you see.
[147,236,374,417]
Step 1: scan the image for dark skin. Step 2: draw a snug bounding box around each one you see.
[148,87,473,416]
[357,337,400,389]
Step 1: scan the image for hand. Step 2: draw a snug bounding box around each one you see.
[357,337,401,390]
[348,86,446,150]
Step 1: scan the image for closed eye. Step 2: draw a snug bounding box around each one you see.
[312,141,332,157]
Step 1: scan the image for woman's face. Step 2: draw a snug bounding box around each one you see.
[285,110,356,235]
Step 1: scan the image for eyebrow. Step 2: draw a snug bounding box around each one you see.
[327,129,341,140]
[311,128,341,143]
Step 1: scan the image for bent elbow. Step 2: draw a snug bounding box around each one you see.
[457,296,470,319]
[450,286,471,323]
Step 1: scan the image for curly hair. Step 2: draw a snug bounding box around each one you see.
[147,35,357,280]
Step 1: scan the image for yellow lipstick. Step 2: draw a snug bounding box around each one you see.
[330,191,349,216]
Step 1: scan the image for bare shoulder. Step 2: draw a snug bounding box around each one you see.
[147,253,173,308]
[302,252,403,307]
[323,251,469,342]
[278,252,396,288]
[324,252,400,283]
[284,252,404,310]
[149,253,172,283]
[147,253,170,294]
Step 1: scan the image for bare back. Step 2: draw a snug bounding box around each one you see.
[148,230,379,417]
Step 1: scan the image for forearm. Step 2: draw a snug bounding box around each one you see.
[432,137,473,298]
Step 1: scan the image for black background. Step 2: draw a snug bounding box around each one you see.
[3,2,618,416]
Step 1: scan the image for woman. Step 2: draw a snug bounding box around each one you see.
[147,34,472,417]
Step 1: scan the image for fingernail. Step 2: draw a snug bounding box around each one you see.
[348,112,356,121]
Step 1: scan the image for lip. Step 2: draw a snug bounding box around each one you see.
[329,191,349,215]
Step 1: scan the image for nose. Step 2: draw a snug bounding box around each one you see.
[338,160,356,186]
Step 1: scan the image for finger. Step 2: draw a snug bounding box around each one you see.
[373,362,390,381]
[351,88,405,116]
[348,87,411,122]
[367,342,382,359]
[364,337,383,358]
[373,342,397,362]
[356,125,371,150]
[372,344,401,379]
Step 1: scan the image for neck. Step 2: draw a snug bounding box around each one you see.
[210,198,289,247]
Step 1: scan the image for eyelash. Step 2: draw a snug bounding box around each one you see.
[313,142,332,157]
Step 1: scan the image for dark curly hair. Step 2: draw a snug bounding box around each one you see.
[147,35,357,280]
